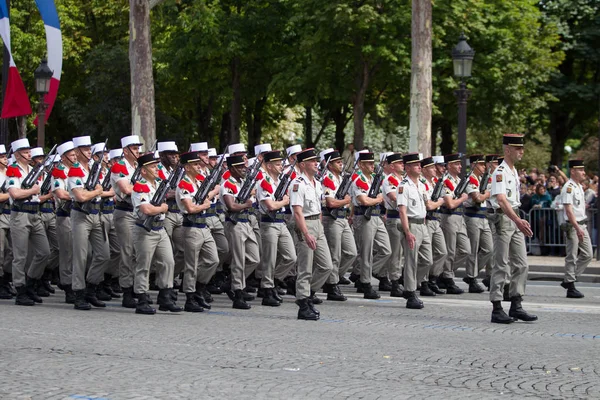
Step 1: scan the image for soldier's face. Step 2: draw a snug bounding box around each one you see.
[32,156,44,166]
[302,159,319,175]
[0,154,7,165]
[572,168,586,182]
[361,161,375,174]
[189,161,203,175]
[17,149,31,162]
[422,165,435,179]
[392,162,403,174]
[127,145,140,159]
[330,159,343,174]
[209,157,217,168]
[198,152,209,166]
[435,164,445,176]
[474,162,485,174]
[78,146,92,161]
[143,163,158,179]
[232,164,247,179]
[269,160,283,175]
[448,162,461,176]
[63,150,77,165]
[406,163,421,178]
[165,152,179,166]
[508,146,524,161]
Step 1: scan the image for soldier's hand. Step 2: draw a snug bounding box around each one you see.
[31,184,41,195]
[244,199,253,208]
[405,232,416,250]
[203,198,211,207]
[376,194,384,204]
[160,203,169,213]
[460,193,468,201]
[282,195,290,205]
[576,227,585,241]
[95,184,103,193]
[305,233,317,250]
[517,218,533,237]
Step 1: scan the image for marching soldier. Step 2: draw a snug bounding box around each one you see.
[290,148,333,320]
[482,154,500,289]
[397,153,432,309]
[438,153,470,294]
[111,135,143,308]
[282,144,302,295]
[420,157,446,295]
[30,147,59,297]
[351,152,391,299]
[560,159,592,298]
[68,136,111,310]
[220,154,260,309]
[6,138,51,306]
[321,149,356,301]
[0,145,13,299]
[256,150,297,306]
[176,151,219,312]
[488,134,537,324]
[131,152,182,315]
[52,141,77,303]
[381,153,406,297]
[462,155,492,293]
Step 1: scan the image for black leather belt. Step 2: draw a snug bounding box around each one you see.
[183,213,207,228]
[408,217,426,225]
[261,214,286,223]
[439,206,463,216]
[464,206,487,219]
[305,214,320,220]
[12,202,40,214]
[73,201,101,215]
[426,211,439,221]
[386,210,400,218]
[354,206,381,217]
[323,207,349,219]
[116,201,133,212]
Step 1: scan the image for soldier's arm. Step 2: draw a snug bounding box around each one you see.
[181,197,211,214]
[53,188,71,201]
[356,194,382,206]
[8,185,40,200]
[223,194,252,212]
[139,202,168,216]
[443,193,468,209]
[116,178,133,196]
[426,198,444,211]
[0,192,9,202]
[496,193,532,237]
[325,196,350,208]
[469,190,490,203]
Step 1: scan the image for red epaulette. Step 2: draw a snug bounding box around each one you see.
[178,179,195,193]
[52,167,67,180]
[111,162,128,175]
[388,175,399,187]
[260,179,273,194]
[222,170,231,180]
[67,163,85,178]
[6,164,21,178]
[196,173,205,182]
[356,177,369,191]
[158,169,167,181]
[469,176,479,186]
[291,171,297,180]
[224,180,238,194]
[322,176,336,191]
[444,178,455,191]
[133,182,150,193]
[256,171,264,180]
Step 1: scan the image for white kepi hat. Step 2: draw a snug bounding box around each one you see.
[190,142,209,152]
[286,145,302,157]
[319,148,334,162]
[432,155,445,165]
[109,148,123,160]
[157,141,178,153]
[254,143,272,156]
[121,135,143,148]
[208,148,217,157]
[380,152,393,163]
[11,138,31,153]
[0,145,6,154]
[57,141,75,157]
[30,147,45,158]
[73,136,92,148]
[228,143,247,154]
[91,142,109,155]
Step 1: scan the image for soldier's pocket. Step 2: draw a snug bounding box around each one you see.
[295,228,304,242]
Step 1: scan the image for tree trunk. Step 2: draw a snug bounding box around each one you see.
[549,110,569,168]
[129,0,156,148]
[196,93,214,142]
[439,118,453,155]
[219,111,230,151]
[430,125,437,156]
[332,106,348,152]
[16,115,26,139]
[352,60,370,150]
[409,0,432,156]
[305,106,313,148]
[247,97,266,152]
[229,56,242,143]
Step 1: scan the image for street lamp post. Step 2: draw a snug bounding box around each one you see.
[34,59,53,148]
[452,34,475,170]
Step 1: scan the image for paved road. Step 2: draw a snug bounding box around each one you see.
[1,280,600,399]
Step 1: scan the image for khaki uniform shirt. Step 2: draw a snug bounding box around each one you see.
[290,173,322,217]
[132,178,164,221]
[110,158,137,203]
[6,162,41,204]
[490,161,520,209]
[561,179,586,221]
[397,177,427,219]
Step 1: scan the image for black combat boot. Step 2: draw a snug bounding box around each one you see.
[85,284,106,307]
[561,281,584,298]
[338,275,351,285]
[184,292,204,312]
[463,277,484,293]
[0,276,13,299]
[284,276,296,296]
[26,279,43,303]
[121,287,138,308]
[192,286,211,310]
[34,278,50,297]
[242,288,255,301]
[405,291,424,309]
[362,283,380,299]
[206,273,223,294]
[158,288,182,312]
[233,289,251,309]
[443,277,463,295]
[196,283,213,303]
[428,277,445,294]
[5,273,16,296]
[96,282,113,301]
[490,300,514,324]
[376,275,392,292]
[15,285,34,306]
[310,291,323,304]
[390,279,404,297]
[135,293,156,315]
[509,296,538,322]
[111,277,123,294]
[503,284,511,301]
[41,269,55,294]
[62,284,75,304]
[349,272,360,283]
[261,288,281,307]
[74,290,91,310]
[296,298,318,321]
[436,275,447,290]
[420,281,436,297]
[149,272,158,291]
[325,284,347,301]
[103,274,120,298]
[307,298,320,318]
[482,276,491,291]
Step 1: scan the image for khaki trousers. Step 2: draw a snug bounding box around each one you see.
[10,211,50,287]
[322,216,357,284]
[260,222,297,288]
[401,223,433,292]
[564,224,592,283]
[489,214,528,302]
[295,219,333,299]
[56,216,73,285]
[485,219,497,277]
[41,211,59,272]
[440,213,471,278]
[101,213,121,277]
[133,225,174,294]
[71,210,110,291]
[224,220,260,291]
[464,215,493,278]
[182,225,219,292]
[426,218,447,278]
[164,211,184,275]
[114,209,137,288]
[207,215,229,269]
[0,212,11,276]
[354,215,392,284]
[384,217,403,281]
[249,214,263,279]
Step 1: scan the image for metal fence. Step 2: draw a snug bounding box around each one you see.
[524,207,597,256]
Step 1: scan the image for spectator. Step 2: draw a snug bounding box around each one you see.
[538,173,547,186]
[546,175,561,199]
[531,184,552,208]
[584,179,596,208]
[341,143,355,172]
[520,183,533,214]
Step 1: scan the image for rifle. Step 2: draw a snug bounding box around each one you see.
[84,139,108,191]
[363,161,385,220]
[139,162,183,232]
[21,144,57,190]
[330,159,359,218]
[430,173,446,202]
[230,157,263,223]
[454,168,471,197]
[194,155,226,204]
[479,167,490,194]
[40,161,59,195]
[101,169,112,191]
[266,159,297,219]
[315,157,331,183]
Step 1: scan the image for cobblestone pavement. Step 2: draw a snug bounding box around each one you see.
[1,280,600,399]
